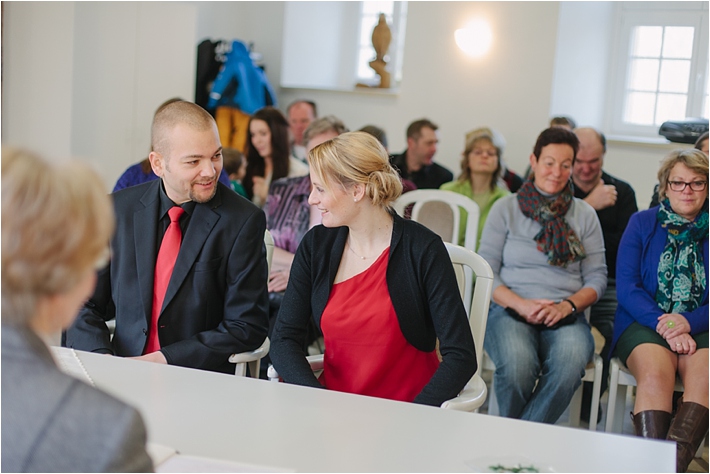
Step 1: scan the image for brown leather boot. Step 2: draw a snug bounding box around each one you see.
[631,410,672,439]
[666,401,709,472]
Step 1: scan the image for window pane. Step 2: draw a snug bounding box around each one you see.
[363,1,394,15]
[658,59,690,93]
[624,91,656,125]
[628,58,659,91]
[360,15,378,46]
[655,93,688,125]
[631,26,662,57]
[662,26,694,59]
[358,49,376,79]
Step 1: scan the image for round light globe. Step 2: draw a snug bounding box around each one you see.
[455,19,493,58]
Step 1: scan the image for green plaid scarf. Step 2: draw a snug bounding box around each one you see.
[517,179,586,267]
[655,199,708,313]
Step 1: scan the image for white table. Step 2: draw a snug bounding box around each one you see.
[64,348,674,472]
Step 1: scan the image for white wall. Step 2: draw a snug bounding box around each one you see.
[2,2,196,188]
[2,2,76,161]
[2,1,681,207]
[278,1,561,181]
[550,2,613,128]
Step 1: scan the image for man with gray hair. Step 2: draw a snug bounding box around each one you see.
[573,126,637,421]
[65,101,269,374]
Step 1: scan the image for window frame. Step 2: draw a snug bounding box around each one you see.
[354,1,407,87]
[607,2,709,139]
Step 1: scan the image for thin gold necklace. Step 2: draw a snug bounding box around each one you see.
[347,241,367,260]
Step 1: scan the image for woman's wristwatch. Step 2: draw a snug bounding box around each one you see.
[563,298,577,315]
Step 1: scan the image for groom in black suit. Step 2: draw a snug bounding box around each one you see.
[65,101,269,373]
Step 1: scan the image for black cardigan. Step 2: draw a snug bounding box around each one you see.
[270,213,477,406]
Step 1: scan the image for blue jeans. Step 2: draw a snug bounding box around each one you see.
[484,302,594,424]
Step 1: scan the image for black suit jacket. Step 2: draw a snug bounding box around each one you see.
[65,180,269,373]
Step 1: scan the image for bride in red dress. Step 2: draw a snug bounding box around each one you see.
[270,131,476,406]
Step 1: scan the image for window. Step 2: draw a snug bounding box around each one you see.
[355,1,407,86]
[609,2,708,138]
[280,2,407,91]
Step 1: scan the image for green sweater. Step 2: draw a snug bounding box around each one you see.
[439,180,509,249]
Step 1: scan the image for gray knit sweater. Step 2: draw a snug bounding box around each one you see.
[477,194,607,303]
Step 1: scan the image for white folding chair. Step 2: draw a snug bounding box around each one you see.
[268,242,493,412]
[229,230,274,377]
[392,189,480,251]
[606,356,705,457]
[483,308,603,431]
[606,356,686,433]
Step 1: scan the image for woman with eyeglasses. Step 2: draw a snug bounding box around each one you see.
[440,131,509,249]
[611,149,708,473]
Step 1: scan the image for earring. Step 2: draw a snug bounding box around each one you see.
[354,198,358,202]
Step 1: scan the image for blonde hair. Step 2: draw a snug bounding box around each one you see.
[1,148,115,325]
[657,149,709,201]
[308,131,402,208]
[151,101,216,155]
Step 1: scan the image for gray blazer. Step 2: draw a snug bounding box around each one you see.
[1,325,153,472]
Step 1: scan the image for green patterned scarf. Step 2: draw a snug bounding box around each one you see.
[517,179,586,267]
[655,199,708,313]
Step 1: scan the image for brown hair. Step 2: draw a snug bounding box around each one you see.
[458,132,502,191]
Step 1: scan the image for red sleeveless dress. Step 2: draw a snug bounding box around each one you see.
[319,248,440,402]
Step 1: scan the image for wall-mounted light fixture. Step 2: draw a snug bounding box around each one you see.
[455,19,493,58]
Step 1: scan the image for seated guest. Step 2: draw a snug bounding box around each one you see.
[222,147,248,198]
[390,118,453,189]
[612,149,708,473]
[271,132,476,406]
[650,132,709,207]
[65,101,269,374]
[2,148,153,472]
[441,131,509,249]
[359,124,389,151]
[245,106,309,207]
[114,97,230,192]
[287,99,317,165]
[465,127,524,193]
[265,115,349,295]
[550,115,576,130]
[477,127,606,424]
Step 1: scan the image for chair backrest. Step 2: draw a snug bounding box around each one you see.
[264,229,274,278]
[444,242,493,379]
[393,189,480,251]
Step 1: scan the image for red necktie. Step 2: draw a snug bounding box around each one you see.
[145,206,185,354]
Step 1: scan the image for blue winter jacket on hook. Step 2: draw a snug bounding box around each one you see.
[207,40,276,114]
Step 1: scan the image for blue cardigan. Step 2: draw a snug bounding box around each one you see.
[611,207,709,355]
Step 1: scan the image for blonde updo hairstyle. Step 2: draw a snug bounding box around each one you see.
[657,148,709,202]
[2,148,115,326]
[308,131,403,209]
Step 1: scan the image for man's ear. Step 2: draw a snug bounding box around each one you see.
[149,151,164,177]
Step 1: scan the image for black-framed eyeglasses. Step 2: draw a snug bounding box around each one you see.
[667,180,708,192]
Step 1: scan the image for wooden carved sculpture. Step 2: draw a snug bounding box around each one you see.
[357,13,392,89]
